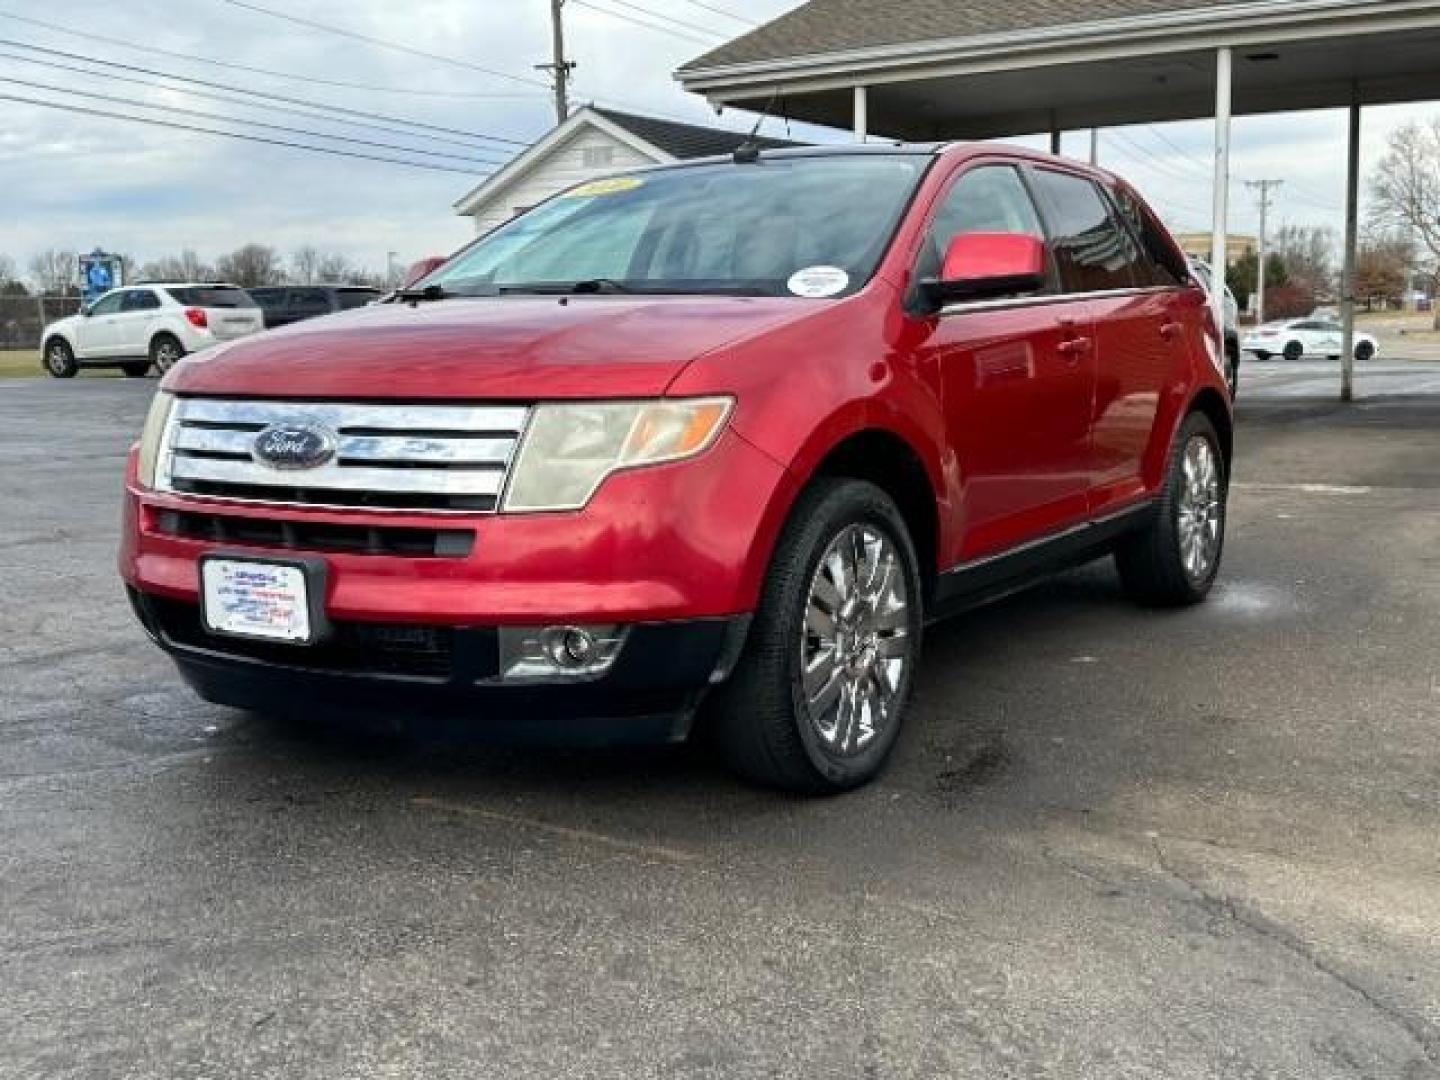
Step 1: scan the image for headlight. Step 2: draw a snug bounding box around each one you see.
[136,390,175,489]
[502,397,732,512]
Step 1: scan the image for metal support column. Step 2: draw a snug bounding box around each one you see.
[853,85,868,143]
[1340,92,1361,402]
[1209,47,1233,342]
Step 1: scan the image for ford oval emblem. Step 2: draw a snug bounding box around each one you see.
[251,422,338,470]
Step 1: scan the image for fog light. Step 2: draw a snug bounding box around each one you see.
[546,626,595,668]
[495,624,627,684]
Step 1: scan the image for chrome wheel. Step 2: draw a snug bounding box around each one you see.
[800,523,911,758]
[153,339,182,372]
[46,342,70,375]
[1177,435,1222,581]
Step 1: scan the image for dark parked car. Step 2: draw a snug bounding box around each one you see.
[247,285,383,329]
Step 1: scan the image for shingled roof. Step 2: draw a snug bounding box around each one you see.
[590,107,801,158]
[679,0,1255,71]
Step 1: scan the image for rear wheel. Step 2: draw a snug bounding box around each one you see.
[120,360,152,377]
[1116,412,1227,606]
[1282,340,1304,362]
[150,334,185,373]
[1355,341,1376,362]
[709,478,923,794]
[43,338,78,378]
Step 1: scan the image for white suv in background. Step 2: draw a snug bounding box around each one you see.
[40,283,264,378]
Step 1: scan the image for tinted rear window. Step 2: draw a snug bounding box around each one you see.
[167,287,258,308]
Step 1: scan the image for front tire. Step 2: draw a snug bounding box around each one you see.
[1355,341,1375,362]
[43,338,78,378]
[150,334,185,373]
[1282,340,1304,362]
[1115,412,1227,606]
[709,479,923,794]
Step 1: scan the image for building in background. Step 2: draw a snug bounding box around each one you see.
[453,105,800,235]
[1174,232,1257,266]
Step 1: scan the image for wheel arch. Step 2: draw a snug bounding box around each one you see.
[806,428,942,607]
[1186,387,1234,475]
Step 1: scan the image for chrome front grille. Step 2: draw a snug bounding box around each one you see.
[158,398,529,512]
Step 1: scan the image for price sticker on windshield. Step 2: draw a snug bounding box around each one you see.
[787,266,850,298]
[567,176,644,198]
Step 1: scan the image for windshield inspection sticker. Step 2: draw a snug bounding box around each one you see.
[787,266,850,298]
[566,176,643,198]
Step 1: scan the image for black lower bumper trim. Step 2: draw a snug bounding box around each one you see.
[127,587,749,745]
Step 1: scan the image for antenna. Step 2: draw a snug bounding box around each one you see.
[732,87,780,164]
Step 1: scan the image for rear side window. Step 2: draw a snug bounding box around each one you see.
[248,288,286,307]
[1030,169,1143,293]
[288,288,332,314]
[122,289,161,312]
[167,287,257,308]
[919,165,1047,282]
[1113,185,1186,286]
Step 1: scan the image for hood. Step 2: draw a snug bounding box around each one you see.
[165,295,817,399]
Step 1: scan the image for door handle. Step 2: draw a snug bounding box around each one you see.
[1057,337,1092,357]
[1160,321,1184,342]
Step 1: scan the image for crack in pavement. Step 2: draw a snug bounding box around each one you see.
[1149,835,1440,1070]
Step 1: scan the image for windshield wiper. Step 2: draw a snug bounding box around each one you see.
[568,278,632,294]
[392,283,449,302]
[496,279,635,296]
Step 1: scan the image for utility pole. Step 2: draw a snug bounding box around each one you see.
[1246,179,1283,323]
[536,0,576,125]
[1089,128,1099,166]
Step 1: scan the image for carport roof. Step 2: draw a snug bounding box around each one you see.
[676,0,1440,138]
[680,0,1250,72]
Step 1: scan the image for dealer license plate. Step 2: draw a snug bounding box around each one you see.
[201,558,314,643]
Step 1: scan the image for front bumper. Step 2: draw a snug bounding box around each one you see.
[128,586,749,743]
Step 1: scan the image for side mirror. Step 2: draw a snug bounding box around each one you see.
[402,256,448,289]
[919,232,1046,310]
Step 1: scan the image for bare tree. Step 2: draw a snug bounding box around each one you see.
[143,249,215,283]
[316,252,354,283]
[289,246,322,284]
[28,249,77,294]
[1272,224,1336,298]
[215,244,282,288]
[1355,231,1415,310]
[1370,119,1440,327]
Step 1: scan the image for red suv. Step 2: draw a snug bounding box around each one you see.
[121,144,1231,793]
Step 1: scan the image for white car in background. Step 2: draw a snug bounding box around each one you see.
[1242,318,1379,363]
[1187,257,1240,397]
[40,283,264,378]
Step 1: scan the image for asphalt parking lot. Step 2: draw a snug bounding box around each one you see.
[3,370,1438,1079]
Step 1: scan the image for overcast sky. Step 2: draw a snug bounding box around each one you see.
[2,0,1435,280]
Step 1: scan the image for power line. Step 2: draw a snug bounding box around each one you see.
[587,0,730,41]
[0,46,519,155]
[672,0,759,27]
[214,0,551,89]
[569,0,720,45]
[1,91,492,175]
[0,75,512,167]
[0,10,548,100]
[0,38,532,149]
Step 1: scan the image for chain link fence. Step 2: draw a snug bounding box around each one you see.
[0,295,83,350]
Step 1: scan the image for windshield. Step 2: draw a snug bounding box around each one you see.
[421,155,929,299]
[167,286,257,308]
